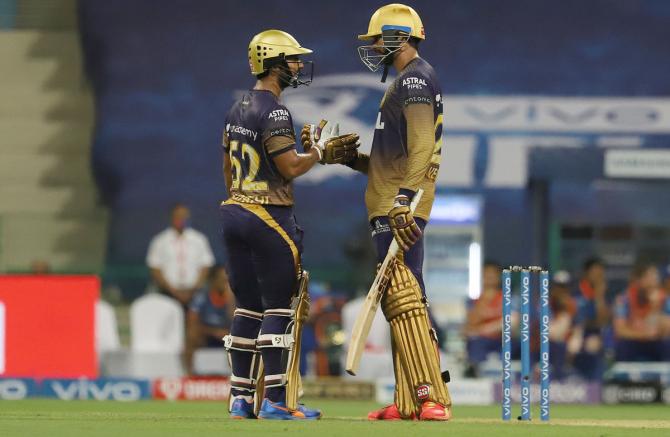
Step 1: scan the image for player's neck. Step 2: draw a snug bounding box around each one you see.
[393,48,419,73]
[254,78,282,98]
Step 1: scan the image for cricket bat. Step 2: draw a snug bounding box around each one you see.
[345,189,424,375]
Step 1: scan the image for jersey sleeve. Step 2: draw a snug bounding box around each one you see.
[261,104,296,157]
[398,71,435,107]
[399,72,436,195]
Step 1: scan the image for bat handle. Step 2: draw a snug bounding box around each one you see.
[410,189,424,210]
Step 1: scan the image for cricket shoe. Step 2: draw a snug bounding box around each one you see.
[257,399,321,420]
[229,396,255,419]
[367,404,415,421]
[419,401,451,421]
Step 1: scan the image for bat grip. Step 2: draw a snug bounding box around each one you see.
[387,188,424,257]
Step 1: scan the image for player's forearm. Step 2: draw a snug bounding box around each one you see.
[401,104,434,194]
[345,152,369,175]
[274,148,320,180]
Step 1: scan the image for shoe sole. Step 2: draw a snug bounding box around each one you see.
[258,413,321,420]
[420,414,451,421]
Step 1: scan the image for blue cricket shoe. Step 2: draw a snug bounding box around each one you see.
[229,396,255,419]
[257,399,322,420]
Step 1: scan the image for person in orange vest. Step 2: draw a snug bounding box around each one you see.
[613,262,670,361]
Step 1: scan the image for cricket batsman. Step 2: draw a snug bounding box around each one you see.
[302,3,451,420]
[220,29,360,420]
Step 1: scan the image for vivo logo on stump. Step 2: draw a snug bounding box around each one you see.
[500,266,551,422]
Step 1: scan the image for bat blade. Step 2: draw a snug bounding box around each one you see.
[345,189,424,375]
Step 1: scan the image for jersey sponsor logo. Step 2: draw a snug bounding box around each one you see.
[268,108,290,122]
[226,124,258,141]
[404,96,433,106]
[425,163,440,182]
[402,76,428,89]
[269,127,294,137]
[230,192,270,205]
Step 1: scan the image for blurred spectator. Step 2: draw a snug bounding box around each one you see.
[548,271,579,381]
[146,204,215,308]
[613,262,670,362]
[464,261,504,377]
[310,292,346,376]
[663,263,670,295]
[184,265,234,374]
[30,260,51,275]
[572,257,610,380]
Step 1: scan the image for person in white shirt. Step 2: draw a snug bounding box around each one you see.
[146,204,215,307]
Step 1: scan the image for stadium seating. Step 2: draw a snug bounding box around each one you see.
[114,293,186,378]
[95,300,120,354]
[0,26,107,272]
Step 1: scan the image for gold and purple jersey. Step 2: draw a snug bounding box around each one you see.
[223,90,296,206]
[366,57,443,221]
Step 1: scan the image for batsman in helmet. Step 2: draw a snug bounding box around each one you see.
[302,3,451,421]
[220,29,360,420]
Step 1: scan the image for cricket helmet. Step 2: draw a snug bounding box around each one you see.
[357,4,424,77]
[358,3,425,41]
[248,29,312,76]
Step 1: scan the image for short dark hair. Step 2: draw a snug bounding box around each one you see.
[582,257,604,272]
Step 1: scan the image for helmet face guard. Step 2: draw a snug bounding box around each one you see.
[264,55,314,88]
[357,25,411,72]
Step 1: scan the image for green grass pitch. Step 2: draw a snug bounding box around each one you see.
[1,399,669,436]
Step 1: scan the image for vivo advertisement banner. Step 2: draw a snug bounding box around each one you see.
[0,378,151,401]
[0,378,38,400]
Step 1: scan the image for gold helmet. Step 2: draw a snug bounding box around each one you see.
[358,3,425,41]
[248,29,313,87]
[357,4,424,78]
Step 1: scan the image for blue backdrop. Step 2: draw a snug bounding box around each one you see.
[78,0,670,295]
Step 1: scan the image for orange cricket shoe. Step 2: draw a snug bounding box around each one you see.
[368,404,415,421]
[419,401,451,421]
